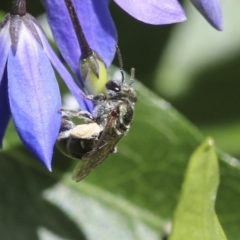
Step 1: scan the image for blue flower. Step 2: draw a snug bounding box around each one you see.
[43,0,222,83]
[42,0,186,77]
[0,10,91,170]
[43,0,118,81]
[190,0,223,30]
[114,0,222,30]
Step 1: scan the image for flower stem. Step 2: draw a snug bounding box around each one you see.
[64,0,93,59]
[11,0,26,16]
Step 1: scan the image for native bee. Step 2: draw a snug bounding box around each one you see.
[56,116,101,160]
[56,55,137,181]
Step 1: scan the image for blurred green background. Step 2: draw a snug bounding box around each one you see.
[1,1,240,240]
[1,1,239,156]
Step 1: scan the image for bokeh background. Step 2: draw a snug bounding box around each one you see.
[1,1,239,156]
[1,1,240,240]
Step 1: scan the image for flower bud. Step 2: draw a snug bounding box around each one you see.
[80,51,108,94]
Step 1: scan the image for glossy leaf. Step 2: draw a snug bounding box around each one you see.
[1,78,240,239]
[169,138,227,240]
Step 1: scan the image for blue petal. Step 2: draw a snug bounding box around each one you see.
[0,19,11,84]
[114,0,186,24]
[190,0,223,30]
[33,22,94,112]
[0,70,10,147]
[43,0,117,74]
[7,25,61,170]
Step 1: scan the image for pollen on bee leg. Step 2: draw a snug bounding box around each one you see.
[70,123,101,139]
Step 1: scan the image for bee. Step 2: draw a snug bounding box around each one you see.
[56,52,137,181]
[56,116,101,160]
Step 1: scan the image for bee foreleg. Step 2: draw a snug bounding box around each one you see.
[60,109,94,123]
[85,94,106,103]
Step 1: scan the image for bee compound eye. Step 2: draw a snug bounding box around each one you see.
[106,80,121,92]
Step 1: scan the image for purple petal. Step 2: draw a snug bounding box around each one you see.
[33,22,94,112]
[7,25,61,170]
[114,0,186,24]
[0,70,11,147]
[43,0,117,74]
[0,19,11,83]
[190,0,223,30]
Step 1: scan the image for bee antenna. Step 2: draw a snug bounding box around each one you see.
[116,45,125,83]
[129,68,135,86]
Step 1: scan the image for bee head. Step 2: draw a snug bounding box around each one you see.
[105,80,121,92]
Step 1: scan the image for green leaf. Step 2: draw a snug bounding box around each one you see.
[201,122,240,156]
[1,77,240,239]
[82,79,203,220]
[0,148,88,240]
[153,1,240,100]
[0,147,162,240]
[0,78,203,239]
[169,138,227,240]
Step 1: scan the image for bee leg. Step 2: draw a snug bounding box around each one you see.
[57,116,75,140]
[59,109,94,123]
[92,94,106,102]
[60,116,75,130]
[83,93,106,102]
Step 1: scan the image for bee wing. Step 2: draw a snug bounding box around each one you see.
[72,110,122,182]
